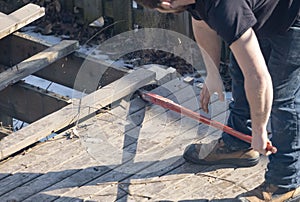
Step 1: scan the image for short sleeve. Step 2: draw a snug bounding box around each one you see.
[205,0,257,45]
[186,4,202,20]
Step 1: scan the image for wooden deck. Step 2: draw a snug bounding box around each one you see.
[0,76,268,202]
[0,3,268,201]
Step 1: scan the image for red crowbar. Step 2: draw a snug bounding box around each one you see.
[139,91,277,153]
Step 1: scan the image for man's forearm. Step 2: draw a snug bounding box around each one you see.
[244,73,273,133]
[230,28,273,136]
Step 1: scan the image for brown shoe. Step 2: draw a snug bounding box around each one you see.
[183,138,260,167]
[238,182,300,202]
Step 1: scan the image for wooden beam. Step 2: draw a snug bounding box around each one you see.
[0,40,78,91]
[0,3,45,40]
[0,82,71,124]
[0,69,156,160]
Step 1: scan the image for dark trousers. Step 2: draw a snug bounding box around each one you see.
[222,20,300,190]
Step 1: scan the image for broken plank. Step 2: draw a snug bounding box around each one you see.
[0,3,45,40]
[0,69,156,160]
[0,40,78,91]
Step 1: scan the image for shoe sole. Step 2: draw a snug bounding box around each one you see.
[183,153,259,168]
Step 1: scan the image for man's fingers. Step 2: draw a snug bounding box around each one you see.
[160,1,172,8]
[218,91,225,102]
[200,88,210,113]
[252,141,274,156]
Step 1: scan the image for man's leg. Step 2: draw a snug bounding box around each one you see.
[265,24,300,190]
[221,53,254,150]
[238,20,300,202]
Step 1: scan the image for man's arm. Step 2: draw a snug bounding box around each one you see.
[230,28,273,155]
[192,18,224,112]
[192,18,221,73]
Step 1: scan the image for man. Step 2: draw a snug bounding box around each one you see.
[135,0,300,201]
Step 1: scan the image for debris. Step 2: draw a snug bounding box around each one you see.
[196,83,204,89]
[69,128,80,139]
[89,16,105,28]
[183,76,194,84]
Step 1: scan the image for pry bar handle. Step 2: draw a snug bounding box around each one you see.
[139,91,277,154]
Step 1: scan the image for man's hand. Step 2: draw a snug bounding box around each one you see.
[251,131,273,156]
[200,74,224,113]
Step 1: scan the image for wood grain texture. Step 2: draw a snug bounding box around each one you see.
[0,3,45,40]
[0,69,155,160]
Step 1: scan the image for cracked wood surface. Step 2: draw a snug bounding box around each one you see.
[0,78,267,201]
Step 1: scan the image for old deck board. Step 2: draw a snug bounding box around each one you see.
[0,69,156,160]
[0,40,78,91]
[18,79,197,200]
[0,136,79,175]
[0,3,45,40]
[41,84,228,201]
[0,139,86,197]
[0,73,266,201]
[115,110,229,200]
[0,149,102,201]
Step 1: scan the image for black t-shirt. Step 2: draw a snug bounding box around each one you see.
[187,0,300,44]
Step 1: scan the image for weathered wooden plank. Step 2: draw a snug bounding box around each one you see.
[0,139,85,197]
[211,157,268,199]
[0,69,156,160]
[0,137,79,176]
[48,88,226,201]
[80,82,200,165]
[0,76,232,201]
[46,92,226,201]
[22,80,193,201]
[22,157,113,201]
[0,144,103,201]
[116,109,229,200]
[174,158,267,200]
[0,82,71,123]
[0,3,45,40]
[0,70,177,200]
[0,40,78,91]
